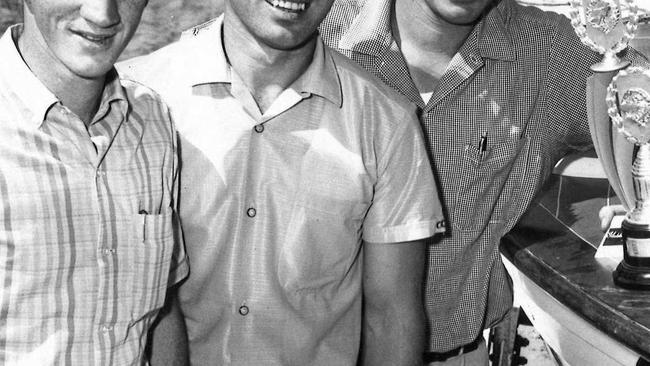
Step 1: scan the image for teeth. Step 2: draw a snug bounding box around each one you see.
[83,34,107,42]
[271,0,306,11]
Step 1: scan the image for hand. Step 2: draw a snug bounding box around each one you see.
[598,204,626,232]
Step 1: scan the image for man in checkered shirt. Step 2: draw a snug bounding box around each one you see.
[319,0,646,364]
[0,0,188,364]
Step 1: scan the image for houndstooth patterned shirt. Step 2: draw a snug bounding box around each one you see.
[320,0,646,352]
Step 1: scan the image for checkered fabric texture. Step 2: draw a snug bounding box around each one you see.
[320,0,647,352]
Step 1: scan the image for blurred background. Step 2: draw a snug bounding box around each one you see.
[0,0,224,59]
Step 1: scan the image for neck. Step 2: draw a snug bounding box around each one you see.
[392,0,476,93]
[222,16,315,113]
[17,31,104,125]
[394,0,474,57]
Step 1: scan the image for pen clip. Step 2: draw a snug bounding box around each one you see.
[479,132,488,161]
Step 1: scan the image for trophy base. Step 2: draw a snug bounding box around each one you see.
[590,59,630,73]
[613,261,650,290]
[613,220,650,290]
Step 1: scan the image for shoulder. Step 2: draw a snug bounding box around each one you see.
[324,46,421,143]
[117,39,189,90]
[327,46,415,115]
[117,18,219,92]
[505,1,577,44]
[118,78,174,133]
[319,0,364,47]
[496,1,602,69]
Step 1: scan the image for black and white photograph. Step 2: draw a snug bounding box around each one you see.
[0,0,649,365]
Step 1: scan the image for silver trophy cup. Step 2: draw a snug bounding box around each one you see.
[570,0,639,71]
[574,0,650,288]
[606,67,650,289]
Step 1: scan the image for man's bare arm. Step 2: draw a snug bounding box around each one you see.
[360,239,427,366]
[147,288,188,366]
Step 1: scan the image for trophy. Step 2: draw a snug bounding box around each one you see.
[606,67,650,289]
[569,0,639,71]
[572,0,650,288]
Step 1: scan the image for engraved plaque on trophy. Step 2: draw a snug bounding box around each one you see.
[606,67,650,289]
[570,0,639,72]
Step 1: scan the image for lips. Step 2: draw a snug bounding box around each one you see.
[265,0,308,13]
[71,29,116,45]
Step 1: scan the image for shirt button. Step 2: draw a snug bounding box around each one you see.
[254,124,264,133]
[239,305,249,316]
[246,207,256,218]
[101,248,115,255]
[101,324,113,332]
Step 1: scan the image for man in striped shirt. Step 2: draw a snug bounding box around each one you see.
[0,0,188,364]
[319,0,647,364]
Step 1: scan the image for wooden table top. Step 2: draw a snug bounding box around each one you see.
[502,187,650,361]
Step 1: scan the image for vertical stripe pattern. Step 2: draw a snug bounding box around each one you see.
[0,26,188,365]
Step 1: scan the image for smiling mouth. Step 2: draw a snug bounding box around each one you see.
[265,0,308,13]
[72,30,116,45]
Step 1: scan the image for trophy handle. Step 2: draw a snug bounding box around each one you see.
[628,143,650,223]
[613,130,636,210]
[587,73,634,210]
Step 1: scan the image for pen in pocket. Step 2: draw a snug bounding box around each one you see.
[138,207,148,243]
[479,132,488,161]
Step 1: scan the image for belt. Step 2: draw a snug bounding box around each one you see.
[422,337,482,363]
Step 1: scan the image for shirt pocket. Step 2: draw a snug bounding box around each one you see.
[452,136,531,231]
[278,190,365,293]
[128,207,175,322]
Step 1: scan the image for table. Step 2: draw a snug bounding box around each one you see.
[501,171,650,366]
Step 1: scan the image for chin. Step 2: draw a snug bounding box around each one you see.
[264,31,316,51]
[444,12,484,25]
[69,60,116,80]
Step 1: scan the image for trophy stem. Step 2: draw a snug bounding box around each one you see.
[590,51,631,73]
[615,144,650,289]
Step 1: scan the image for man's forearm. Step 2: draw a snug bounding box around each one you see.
[361,239,427,366]
[148,293,189,366]
[361,300,425,366]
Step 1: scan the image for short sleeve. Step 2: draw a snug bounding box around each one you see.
[362,110,445,243]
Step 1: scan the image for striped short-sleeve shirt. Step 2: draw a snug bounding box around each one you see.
[0,26,188,365]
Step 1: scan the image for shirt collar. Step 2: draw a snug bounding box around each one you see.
[336,0,393,57]
[335,0,515,62]
[476,0,516,61]
[182,15,232,87]
[92,69,129,125]
[184,15,342,106]
[0,25,129,128]
[0,25,58,128]
[290,37,342,107]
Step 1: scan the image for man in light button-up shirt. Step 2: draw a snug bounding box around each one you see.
[122,0,444,364]
[0,0,188,364]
